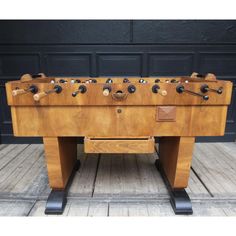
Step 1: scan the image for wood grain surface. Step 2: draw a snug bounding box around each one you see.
[43,137,77,189]
[159,137,195,188]
[10,106,228,137]
[84,137,154,153]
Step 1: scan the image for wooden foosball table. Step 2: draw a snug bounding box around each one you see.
[6,72,232,214]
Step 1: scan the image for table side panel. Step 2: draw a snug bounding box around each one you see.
[10,105,228,137]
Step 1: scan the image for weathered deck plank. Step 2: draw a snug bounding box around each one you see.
[69,154,99,197]
[136,153,168,196]
[9,153,48,197]
[122,203,149,216]
[67,202,90,216]
[0,145,45,198]
[186,170,210,198]
[0,144,29,170]
[0,144,8,151]
[109,203,129,216]
[0,200,35,216]
[29,200,109,216]
[92,154,112,196]
[93,152,209,198]
[0,143,236,216]
[87,202,108,216]
[29,200,71,216]
[93,153,168,197]
[192,143,236,198]
[147,201,174,216]
[2,198,236,216]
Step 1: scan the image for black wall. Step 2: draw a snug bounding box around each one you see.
[0,20,236,143]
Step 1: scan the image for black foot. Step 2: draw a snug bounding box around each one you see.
[169,189,193,215]
[45,160,80,215]
[45,190,67,214]
[155,159,193,215]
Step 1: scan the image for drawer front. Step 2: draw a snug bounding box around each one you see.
[84,137,155,154]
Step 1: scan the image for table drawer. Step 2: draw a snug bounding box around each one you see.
[84,137,155,154]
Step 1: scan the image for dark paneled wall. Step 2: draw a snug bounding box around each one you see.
[0,20,236,143]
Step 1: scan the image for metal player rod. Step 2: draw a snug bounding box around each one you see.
[208,88,223,94]
[152,85,167,96]
[176,85,209,101]
[33,85,62,101]
[72,85,87,97]
[200,84,223,94]
[12,85,38,96]
[185,90,205,97]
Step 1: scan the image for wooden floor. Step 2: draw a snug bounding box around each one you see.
[0,142,236,216]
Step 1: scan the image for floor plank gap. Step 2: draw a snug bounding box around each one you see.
[191,166,214,197]
[91,153,101,197]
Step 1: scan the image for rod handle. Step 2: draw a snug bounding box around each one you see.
[33,92,47,101]
[12,89,26,96]
[152,85,167,96]
[103,88,110,96]
[159,89,167,96]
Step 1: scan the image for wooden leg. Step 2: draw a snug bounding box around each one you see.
[156,136,195,215]
[159,136,195,189]
[43,137,77,189]
[43,137,79,214]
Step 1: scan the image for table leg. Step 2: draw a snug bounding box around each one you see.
[156,136,195,214]
[43,137,80,214]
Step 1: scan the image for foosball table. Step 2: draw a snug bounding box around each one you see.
[5,72,232,214]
